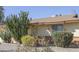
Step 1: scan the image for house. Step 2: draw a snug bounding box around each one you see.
[29,14,79,44]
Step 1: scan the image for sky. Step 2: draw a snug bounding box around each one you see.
[4,6,79,19]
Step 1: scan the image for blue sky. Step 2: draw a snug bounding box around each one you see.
[4,6,79,19]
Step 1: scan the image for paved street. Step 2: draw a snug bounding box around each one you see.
[50,47,79,52]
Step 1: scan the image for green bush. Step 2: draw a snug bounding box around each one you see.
[21,35,36,46]
[0,30,12,43]
[52,31,73,48]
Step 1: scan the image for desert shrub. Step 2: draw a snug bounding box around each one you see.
[52,31,73,48]
[21,35,37,46]
[0,30,12,43]
[35,36,53,47]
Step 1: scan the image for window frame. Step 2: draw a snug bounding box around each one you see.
[52,24,64,31]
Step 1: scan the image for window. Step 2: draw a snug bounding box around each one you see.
[52,24,63,31]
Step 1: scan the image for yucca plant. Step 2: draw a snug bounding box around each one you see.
[6,11,30,43]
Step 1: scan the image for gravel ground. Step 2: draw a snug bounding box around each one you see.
[0,43,79,52]
[0,43,20,52]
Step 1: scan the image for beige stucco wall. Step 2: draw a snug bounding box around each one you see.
[30,25,52,36]
[64,22,79,37]
[30,22,79,37]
